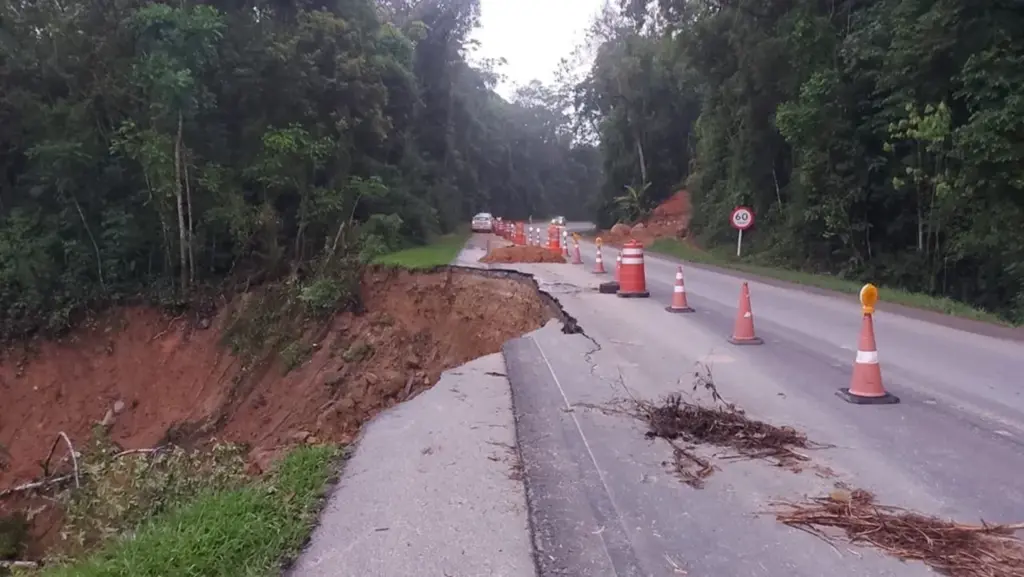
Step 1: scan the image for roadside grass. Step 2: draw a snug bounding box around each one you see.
[40,445,340,577]
[648,238,1010,326]
[372,230,471,269]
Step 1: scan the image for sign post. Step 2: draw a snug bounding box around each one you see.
[730,206,754,257]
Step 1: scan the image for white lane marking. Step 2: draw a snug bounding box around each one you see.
[530,335,632,570]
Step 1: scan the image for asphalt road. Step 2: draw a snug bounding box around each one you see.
[493,228,1024,577]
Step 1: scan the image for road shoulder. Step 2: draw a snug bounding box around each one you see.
[287,353,536,577]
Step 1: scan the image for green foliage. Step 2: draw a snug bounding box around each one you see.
[40,445,339,577]
[53,434,251,561]
[613,182,653,223]
[577,0,1024,322]
[371,231,471,269]
[0,0,600,340]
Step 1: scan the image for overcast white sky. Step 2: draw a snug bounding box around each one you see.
[469,0,605,99]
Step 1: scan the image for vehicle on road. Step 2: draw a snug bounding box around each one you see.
[551,216,566,226]
[471,212,494,232]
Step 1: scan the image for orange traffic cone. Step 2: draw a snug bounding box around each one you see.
[837,313,899,404]
[571,241,583,265]
[728,282,763,345]
[665,266,694,313]
[593,247,606,274]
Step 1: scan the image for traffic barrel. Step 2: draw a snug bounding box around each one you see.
[616,240,649,298]
[548,225,560,253]
[665,266,694,313]
[728,282,763,345]
[838,284,899,405]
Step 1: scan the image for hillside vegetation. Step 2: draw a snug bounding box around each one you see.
[0,0,599,341]
[575,0,1024,322]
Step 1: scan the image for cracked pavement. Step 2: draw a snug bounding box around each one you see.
[496,227,1024,577]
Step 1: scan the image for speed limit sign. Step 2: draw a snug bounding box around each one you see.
[730,207,754,231]
[730,206,754,257]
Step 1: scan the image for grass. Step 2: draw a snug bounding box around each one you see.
[40,445,340,577]
[372,230,471,269]
[647,238,1011,325]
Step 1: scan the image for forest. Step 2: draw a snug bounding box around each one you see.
[0,0,600,340]
[3,0,1024,337]
[578,0,1024,321]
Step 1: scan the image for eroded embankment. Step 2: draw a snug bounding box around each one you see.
[0,265,571,560]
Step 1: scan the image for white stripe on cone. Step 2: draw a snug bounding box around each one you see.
[856,350,879,364]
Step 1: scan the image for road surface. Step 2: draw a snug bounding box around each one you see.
[492,226,1024,576]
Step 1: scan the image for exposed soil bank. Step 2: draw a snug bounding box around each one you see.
[0,266,562,558]
[599,189,693,246]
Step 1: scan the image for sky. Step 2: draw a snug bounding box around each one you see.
[469,0,605,100]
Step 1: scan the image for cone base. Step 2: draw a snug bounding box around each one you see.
[617,291,650,298]
[665,305,695,313]
[836,388,900,405]
[592,268,606,274]
[728,336,764,345]
[598,281,620,294]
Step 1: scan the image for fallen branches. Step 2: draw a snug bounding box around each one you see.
[775,489,1024,577]
[637,392,820,487]
[43,431,80,489]
[1,441,169,501]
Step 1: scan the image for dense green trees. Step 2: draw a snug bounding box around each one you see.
[577,0,1024,321]
[0,0,599,339]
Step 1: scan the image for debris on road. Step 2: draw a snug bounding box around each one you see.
[774,488,1024,577]
[581,366,824,487]
[639,392,814,487]
[480,246,566,264]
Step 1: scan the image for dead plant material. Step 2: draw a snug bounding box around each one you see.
[638,393,815,487]
[774,489,1024,577]
[632,364,822,487]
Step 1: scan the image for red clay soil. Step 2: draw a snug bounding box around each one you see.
[600,189,693,247]
[0,266,555,557]
[479,245,567,264]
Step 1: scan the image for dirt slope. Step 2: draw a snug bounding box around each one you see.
[601,189,693,246]
[1,265,556,490]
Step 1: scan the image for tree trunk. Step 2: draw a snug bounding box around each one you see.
[67,190,105,290]
[635,134,648,185]
[174,111,188,291]
[184,147,195,285]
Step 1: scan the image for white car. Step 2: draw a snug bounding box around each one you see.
[471,212,494,233]
[551,216,566,226]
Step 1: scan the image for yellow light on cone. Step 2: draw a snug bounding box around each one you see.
[860,283,878,315]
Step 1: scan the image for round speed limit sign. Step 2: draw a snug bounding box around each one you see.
[730,207,754,231]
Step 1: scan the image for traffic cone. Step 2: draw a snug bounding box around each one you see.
[728,282,763,345]
[665,266,694,313]
[593,247,606,274]
[837,314,899,404]
[571,241,583,265]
